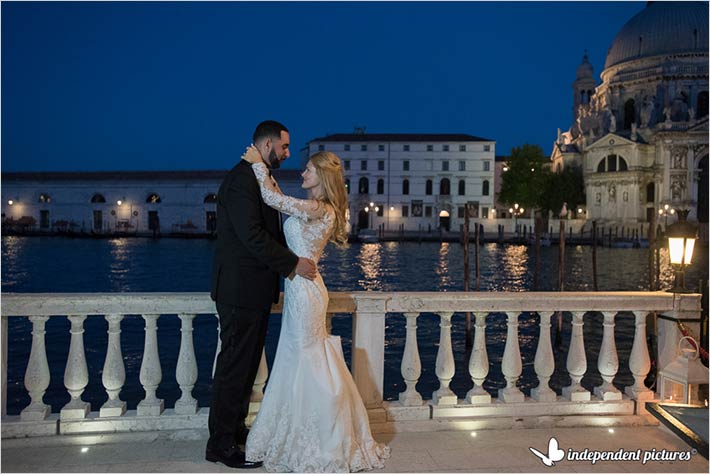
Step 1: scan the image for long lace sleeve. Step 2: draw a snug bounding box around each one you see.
[251,162,326,220]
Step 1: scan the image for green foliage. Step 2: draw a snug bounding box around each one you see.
[498,144,585,217]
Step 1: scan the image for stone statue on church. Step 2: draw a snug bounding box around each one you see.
[608,112,617,132]
[640,96,655,128]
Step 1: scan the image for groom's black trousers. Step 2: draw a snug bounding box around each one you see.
[208,302,270,450]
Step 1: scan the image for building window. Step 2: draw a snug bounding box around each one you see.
[39,193,51,203]
[378,160,385,171]
[483,161,490,171]
[344,144,351,151]
[377,179,384,194]
[146,193,161,204]
[698,91,709,119]
[484,145,491,152]
[377,206,384,217]
[458,161,466,171]
[482,180,490,196]
[402,205,409,217]
[402,179,410,195]
[425,160,433,171]
[361,160,367,171]
[204,193,217,204]
[403,144,410,151]
[361,144,368,151]
[482,207,489,219]
[427,145,433,152]
[358,177,369,194]
[403,160,410,171]
[458,180,466,196]
[344,160,350,170]
[346,179,350,194]
[458,207,465,218]
[440,178,450,195]
[443,145,449,152]
[597,155,629,172]
[459,145,466,152]
[442,161,449,171]
[425,206,432,217]
[318,144,325,151]
[91,193,106,203]
[378,144,385,152]
[425,179,433,195]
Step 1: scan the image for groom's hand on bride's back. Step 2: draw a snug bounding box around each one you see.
[290,257,317,280]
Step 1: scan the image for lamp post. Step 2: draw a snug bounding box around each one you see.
[658,203,676,228]
[508,203,524,237]
[665,210,696,293]
[364,202,379,229]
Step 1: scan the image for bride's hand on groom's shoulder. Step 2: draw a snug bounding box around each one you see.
[242,145,263,165]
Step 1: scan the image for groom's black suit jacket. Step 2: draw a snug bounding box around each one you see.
[210,160,298,309]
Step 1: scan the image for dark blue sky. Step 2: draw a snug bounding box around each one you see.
[2,1,644,172]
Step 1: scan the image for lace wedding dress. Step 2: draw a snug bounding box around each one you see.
[245,162,390,472]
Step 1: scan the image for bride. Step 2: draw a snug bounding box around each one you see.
[241,146,390,472]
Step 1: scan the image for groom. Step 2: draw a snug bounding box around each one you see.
[207,120,317,469]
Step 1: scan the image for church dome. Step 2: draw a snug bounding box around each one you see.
[604,2,709,69]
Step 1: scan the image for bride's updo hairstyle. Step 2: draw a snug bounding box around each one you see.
[309,151,349,246]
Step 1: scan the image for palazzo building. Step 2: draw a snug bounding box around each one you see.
[550,1,708,228]
[305,132,496,232]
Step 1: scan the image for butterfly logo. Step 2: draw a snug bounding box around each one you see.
[529,437,565,467]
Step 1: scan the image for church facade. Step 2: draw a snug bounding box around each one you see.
[550,2,708,230]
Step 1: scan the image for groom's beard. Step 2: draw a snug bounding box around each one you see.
[267,149,281,170]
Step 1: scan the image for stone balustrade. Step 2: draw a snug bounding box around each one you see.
[0,291,702,438]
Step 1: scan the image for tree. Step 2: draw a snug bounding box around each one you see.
[539,164,586,217]
[498,144,551,210]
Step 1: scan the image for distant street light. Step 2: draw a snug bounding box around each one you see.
[364,204,379,229]
[659,204,676,227]
[8,200,13,206]
[508,203,524,236]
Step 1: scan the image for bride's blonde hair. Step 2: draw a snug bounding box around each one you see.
[310,151,349,246]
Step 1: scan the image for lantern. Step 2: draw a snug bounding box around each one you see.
[658,336,709,406]
[665,210,697,293]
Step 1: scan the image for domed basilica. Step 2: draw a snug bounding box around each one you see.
[550,1,708,230]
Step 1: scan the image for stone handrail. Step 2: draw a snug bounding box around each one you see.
[1,291,702,438]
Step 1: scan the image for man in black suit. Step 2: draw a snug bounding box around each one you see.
[207,120,316,469]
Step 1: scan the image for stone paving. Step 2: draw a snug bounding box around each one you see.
[1,425,708,473]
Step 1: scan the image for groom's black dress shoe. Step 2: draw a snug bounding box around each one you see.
[205,444,263,469]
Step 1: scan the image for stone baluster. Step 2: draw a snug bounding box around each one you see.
[351,296,387,408]
[175,313,198,415]
[326,312,333,335]
[531,311,556,402]
[137,314,164,416]
[61,315,90,419]
[625,311,653,400]
[250,349,268,403]
[212,313,220,378]
[2,315,7,417]
[594,311,622,400]
[499,312,524,403]
[100,313,126,417]
[466,312,491,404]
[432,312,457,405]
[563,311,590,400]
[20,316,51,421]
[399,312,423,406]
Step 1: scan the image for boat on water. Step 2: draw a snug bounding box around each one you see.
[357,229,379,243]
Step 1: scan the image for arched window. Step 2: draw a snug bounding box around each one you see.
[458,180,465,196]
[91,193,106,203]
[146,193,162,204]
[402,179,409,195]
[39,193,51,203]
[624,99,635,130]
[425,179,433,195]
[597,155,629,172]
[697,91,709,119]
[646,182,655,204]
[618,156,628,171]
[345,179,350,194]
[439,178,450,196]
[358,177,369,194]
[204,193,217,204]
[377,179,384,195]
[482,180,490,196]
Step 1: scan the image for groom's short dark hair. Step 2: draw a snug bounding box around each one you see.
[253,120,288,143]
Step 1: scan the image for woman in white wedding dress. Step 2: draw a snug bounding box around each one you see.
[242,147,390,472]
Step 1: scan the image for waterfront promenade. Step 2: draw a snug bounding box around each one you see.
[2,424,707,472]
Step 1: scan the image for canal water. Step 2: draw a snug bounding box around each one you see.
[2,236,707,415]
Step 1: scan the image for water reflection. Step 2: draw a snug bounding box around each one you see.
[436,242,452,289]
[356,243,383,291]
[500,244,529,291]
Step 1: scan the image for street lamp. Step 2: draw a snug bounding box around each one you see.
[364,204,379,229]
[508,203,524,236]
[666,210,697,293]
[658,204,676,227]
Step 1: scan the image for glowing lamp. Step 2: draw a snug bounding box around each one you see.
[8,200,13,206]
[658,337,709,406]
[665,210,696,293]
